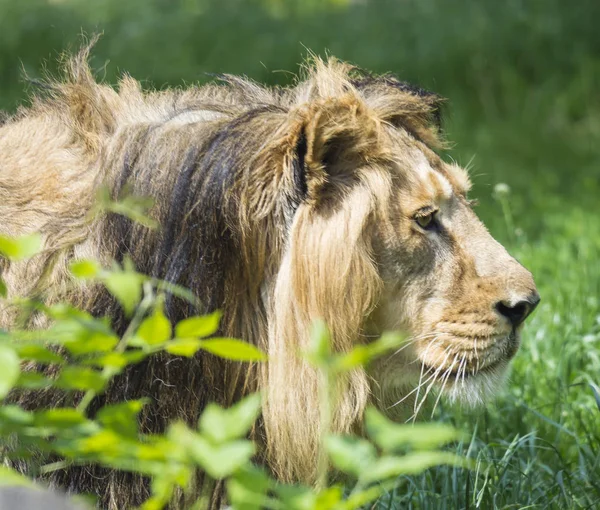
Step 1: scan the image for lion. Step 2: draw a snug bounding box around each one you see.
[0,45,539,509]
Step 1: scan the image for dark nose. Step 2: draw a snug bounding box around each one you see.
[495,292,540,328]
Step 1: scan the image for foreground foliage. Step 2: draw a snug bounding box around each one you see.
[1,0,599,507]
[0,235,466,509]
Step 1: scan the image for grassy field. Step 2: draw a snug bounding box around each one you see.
[1,0,599,508]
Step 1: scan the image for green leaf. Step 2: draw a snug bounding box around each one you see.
[45,303,95,322]
[362,451,467,483]
[333,345,371,372]
[103,270,143,317]
[315,485,344,510]
[55,366,106,392]
[0,344,20,399]
[70,259,101,279]
[367,332,406,357]
[227,466,271,510]
[75,429,123,455]
[48,315,119,355]
[16,372,51,390]
[0,406,34,425]
[175,311,221,339]
[64,331,119,356]
[82,350,148,369]
[147,463,191,509]
[153,279,198,306]
[335,484,389,510]
[324,435,377,477]
[97,399,148,439]
[164,338,202,357]
[137,308,172,346]
[14,344,64,364]
[0,466,35,487]
[335,332,405,371]
[199,338,266,362]
[140,497,170,510]
[169,423,255,479]
[35,408,87,428]
[199,393,262,444]
[0,275,6,298]
[0,233,41,261]
[273,484,316,510]
[104,191,158,229]
[365,407,462,452]
[192,438,255,479]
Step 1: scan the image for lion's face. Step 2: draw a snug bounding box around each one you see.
[367,131,539,414]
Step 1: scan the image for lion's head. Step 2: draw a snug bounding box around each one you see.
[366,143,539,414]
[255,61,539,480]
[0,50,538,505]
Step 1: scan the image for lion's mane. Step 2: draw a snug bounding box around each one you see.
[0,45,442,508]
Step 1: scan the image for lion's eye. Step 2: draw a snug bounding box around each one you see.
[414,210,438,230]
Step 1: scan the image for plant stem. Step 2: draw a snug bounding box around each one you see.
[76,281,155,413]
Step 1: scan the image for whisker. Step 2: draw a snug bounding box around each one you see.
[413,361,427,414]
[455,353,466,387]
[430,353,459,418]
[408,349,452,422]
[461,353,468,387]
[407,372,438,423]
[386,366,436,409]
[412,337,440,413]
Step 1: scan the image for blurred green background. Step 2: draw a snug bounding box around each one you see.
[1,0,599,507]
[2,0,599,231]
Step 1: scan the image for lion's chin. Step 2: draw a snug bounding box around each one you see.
[425,333,518,408]
[374,332,518,419]
[414,330,520,407]
[443,364,510,408]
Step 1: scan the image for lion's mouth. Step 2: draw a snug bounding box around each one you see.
[420,356,504,382]
[417,330,519,382]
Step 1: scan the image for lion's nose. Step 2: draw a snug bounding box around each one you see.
[495,292,540,328]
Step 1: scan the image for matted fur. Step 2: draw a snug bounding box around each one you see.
[0,44,538,509]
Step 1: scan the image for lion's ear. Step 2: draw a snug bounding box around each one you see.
[291,94,381,203]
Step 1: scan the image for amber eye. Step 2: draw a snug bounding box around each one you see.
[414,210,438,230]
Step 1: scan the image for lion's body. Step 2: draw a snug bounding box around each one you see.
[0,46,538,509]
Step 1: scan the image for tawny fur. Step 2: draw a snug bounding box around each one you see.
[0,44,538,509]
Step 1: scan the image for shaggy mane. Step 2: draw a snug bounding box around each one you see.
[0,44,444,509]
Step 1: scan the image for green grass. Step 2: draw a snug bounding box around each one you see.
[385,218,600,508]
[1,0,599,507]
